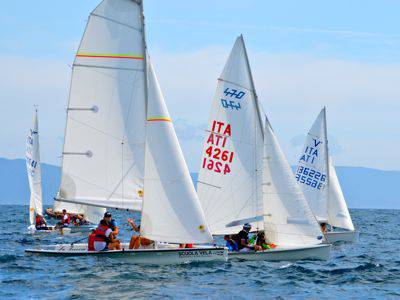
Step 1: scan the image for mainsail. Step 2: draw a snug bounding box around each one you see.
[26,109,43,225]
[140,60,213,244]
[197,36,264,235]
[56,0,145,219]
[262,119,323,246]
[295,108,354,231]
[294,108,329,222]
[327,157,355,231]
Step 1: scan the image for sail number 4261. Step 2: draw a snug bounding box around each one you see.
[202,145,234,175]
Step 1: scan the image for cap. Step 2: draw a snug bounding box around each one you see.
[104,212,112,218]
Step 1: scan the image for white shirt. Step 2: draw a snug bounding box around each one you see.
[93,228,112,251]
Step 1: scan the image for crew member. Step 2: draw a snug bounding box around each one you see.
[127,218,153,249]
[35,214,50,230]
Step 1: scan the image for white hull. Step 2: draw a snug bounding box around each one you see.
[325,230,357,243]
[25,243,227,265]
[27,225,94,235]
[229,244,331,261]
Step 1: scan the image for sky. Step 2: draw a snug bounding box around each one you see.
[0,0,399,171]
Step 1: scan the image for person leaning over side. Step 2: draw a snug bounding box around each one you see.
[127,218,153,249]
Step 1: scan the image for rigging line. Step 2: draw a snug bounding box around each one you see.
[105,160,140,202]
[68,116,143,144]
[74,64,144,86]
[90,13,142,32]
[74,63,143,72]
[217,78,255,93]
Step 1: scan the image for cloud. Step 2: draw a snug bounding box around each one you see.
[2,47,400,171]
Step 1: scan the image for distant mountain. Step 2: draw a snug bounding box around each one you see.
[0,158,398,209]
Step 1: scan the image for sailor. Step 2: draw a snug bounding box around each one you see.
[127,218,153,249]
[103,212,119,236]
[320,222,327,234]
[56,209,70,229]
[234,223,254,252]
[35,214,49,230]
[93,219,113,251]
[224,235,238,251]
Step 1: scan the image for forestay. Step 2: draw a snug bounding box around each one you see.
[57,0,145,218]
[140,60,213,244]
[197,36,264,235]
[327,157,355,231]
[263,119,323,246]
[26,110,43,225]
[294,108,329,222]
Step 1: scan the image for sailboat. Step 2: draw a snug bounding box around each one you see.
[26,109,54,234]
[26,0,227,264]
[295,108,356,243]
[197,36,331,261]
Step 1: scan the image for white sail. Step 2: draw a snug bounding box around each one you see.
[197,36,264,235]
[327,157,355,231]
[57,0,146,219]
[140,60,213,244]
[263,119,323,246]
[295,108,329,222]
[26,110,43,225]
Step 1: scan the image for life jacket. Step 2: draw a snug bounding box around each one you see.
[62,214,71,224]
[93,225,109,243]
[88,233,95,251]
[35,216,43,226]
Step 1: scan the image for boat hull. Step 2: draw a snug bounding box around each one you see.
[325,230,357,243]
[25,244,227,265]
[229,244,331,261]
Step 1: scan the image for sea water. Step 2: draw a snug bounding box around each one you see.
[1,206,399,299]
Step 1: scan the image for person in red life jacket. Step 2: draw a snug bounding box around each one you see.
[103,212,119,236]
[93,219,112,251]
[88,229,96,251]
[127,218,153,249]
[35,214,50,230]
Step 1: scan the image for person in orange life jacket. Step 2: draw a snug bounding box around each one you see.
[35,214,50,230]
[103,212,119,236]
[127,218,153,249]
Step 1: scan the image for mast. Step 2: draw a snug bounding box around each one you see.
[241,35,264,229]
[240,35,264,139]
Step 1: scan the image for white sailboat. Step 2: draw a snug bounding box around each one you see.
[26,109,53,233]
[295,108,356,243]
[197,36,330,261]
[26,0,227,264]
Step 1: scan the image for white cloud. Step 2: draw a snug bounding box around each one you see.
[2,48,400,171]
